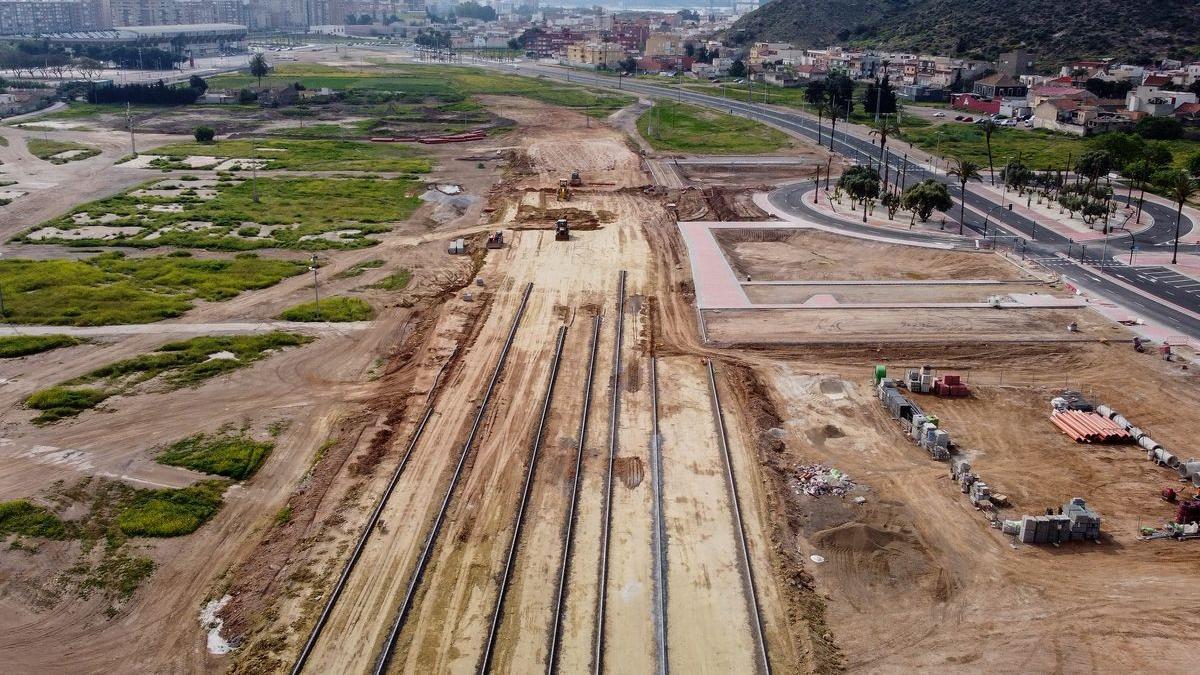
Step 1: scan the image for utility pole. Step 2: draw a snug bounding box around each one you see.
[309,253,321,319]
[252,163,259,203]
[126,102,137,156]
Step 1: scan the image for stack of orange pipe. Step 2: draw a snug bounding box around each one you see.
[1050,410,1131,443]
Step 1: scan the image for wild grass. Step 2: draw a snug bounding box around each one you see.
[0,334,82,358]
[26,138,100,164]
[27,332,311,422]
[369,268,411,291]
[26,177,422,251]
[115,480,227,537]
[0,499,69,538]
[157,432,274,480]
[0,252,307,325]
[279,296,374,322]
[334,258,384,278]
[149,138,432,173]
[637,101,792,154]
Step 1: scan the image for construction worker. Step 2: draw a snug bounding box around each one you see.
[1067,321,1078,333]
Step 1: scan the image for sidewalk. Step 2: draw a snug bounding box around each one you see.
[968,182,1153,243]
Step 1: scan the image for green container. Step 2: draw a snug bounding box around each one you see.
[874,364,887,385]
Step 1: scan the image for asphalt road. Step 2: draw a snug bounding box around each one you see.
[446,56,1200,340]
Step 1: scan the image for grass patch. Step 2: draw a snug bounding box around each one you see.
[0,252,307,325]
[280,296,373,322]
[369,268,411,291]
[335,258,384,278]
[148,138,431,173]
[0,135,8,146]
[27,332,311,422]
[26,176,423,252]
[26,138,101,164]
[637,101,791,154]
[0,334,82,358]
[115,480,227,537]
[25,386,110,424]
[0,499,69,538]
[157,432,273,480]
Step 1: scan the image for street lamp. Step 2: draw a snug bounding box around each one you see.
[984,202,1013,246]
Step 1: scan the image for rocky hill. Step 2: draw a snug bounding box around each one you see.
[728,0,1200,66]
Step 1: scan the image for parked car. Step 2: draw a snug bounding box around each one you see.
[954,115,964,121]
[1023,121,1034,128]
[933,111,946,117]
[963,116,974,122]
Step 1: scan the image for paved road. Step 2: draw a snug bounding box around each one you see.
[451,56,1200,340]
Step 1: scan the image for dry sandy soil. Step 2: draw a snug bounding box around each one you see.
[4,53,1199,675]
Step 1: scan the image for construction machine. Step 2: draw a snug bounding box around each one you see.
[485,230,504,249]
[569,169,582,187]
[557,178,571,201]
[555,218,570,241]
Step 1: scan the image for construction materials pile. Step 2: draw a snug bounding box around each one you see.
[1139,500,1200,541]
[951,459,1008,512]
[904,366,970,396]
[878,378,952,460]
[1091,403,1200,486]
[1004,497,1102,544]
[1050,410,1131,443]
[793,464,856,497]
[447,237,467,255]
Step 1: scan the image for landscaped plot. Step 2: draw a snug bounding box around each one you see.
[26,138,100,164]
[0,252,307,325]
[131,138,432,172]
[21,176,423,251]
[637,101,792,154]
[25,332,312,422]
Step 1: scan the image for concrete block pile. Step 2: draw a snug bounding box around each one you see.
[1011,497,1101,544]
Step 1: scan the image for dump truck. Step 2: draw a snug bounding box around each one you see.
[486,230,504,249]
[569,170,582,187]
[555,218,570,241]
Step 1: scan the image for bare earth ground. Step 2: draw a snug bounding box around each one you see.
[3,54,1199,675]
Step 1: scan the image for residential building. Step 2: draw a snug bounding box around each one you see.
[1126,82,1197,116]
[644,31,685,57]
[522,26,585,57]
[972,73,1028,99]
[565,40,623,68]
[997,50,1035,77]
[897,84,949,102]
[0,0,86,33]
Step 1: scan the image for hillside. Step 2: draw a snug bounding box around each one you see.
[728,0,1200,66]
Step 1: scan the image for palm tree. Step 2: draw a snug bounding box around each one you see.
[869,115,901,190]
[947,157,984,235]
[980,119,997,186]
[249,53,270,87]
[1166,170,1198,265]
[825,97,838,152]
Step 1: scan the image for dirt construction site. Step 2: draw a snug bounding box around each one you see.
[3,52,1200,675]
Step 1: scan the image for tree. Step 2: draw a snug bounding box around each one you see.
[507,38,520,51]
[881,191,902,219]
[455,2,496,21]
[805,81,827,144]
[684,42,695,58]
[1088,132,1146,170]
[861,76,897,116]
[189,75,208,93]
[1144,141,1174,168]
[902,179,953,223]
[1002,160,1034,195]
[1188,153,1200,177]
[869,115,900,187]
[1136,116,1183,140]
[980,119,997,185]
[249,53,270,87]
[837,165,881,222]
[824,71,854,116]
[1121,158,1154,206]
[1159,170,1198,264]
[193,126,215,143]
[1075,150,1112,191]
[728,60,746,78]
[947,157,983,234]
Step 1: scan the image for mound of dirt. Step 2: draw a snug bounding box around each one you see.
[513,204,611,230]
[810,522,934,587]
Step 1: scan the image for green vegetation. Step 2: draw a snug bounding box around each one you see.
[730,0,1198,64]
[26,176,423,251]
[274,505,292,525]
[25,386,110,423]
[27,332,311,422]
[26,138,100,164]
[0,334,81,358]
[636,101,791,154]
[335,258,384,278]
[0,499,68,539]
[207,62,632,114]
[369,268,412,291]
[147,138,431,173]
[115,480,227,537]
[280,296,374,322]
[157,432,273,480]
[0,253,307,325]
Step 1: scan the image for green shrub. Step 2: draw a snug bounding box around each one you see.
[116,480,227,537]
[280,296,374,322]
[334,258,384,278]
[369,268,411,291]
[0,499,68,538]
[157,433,274,480]
[193,126,215,143]
[26,386,110,423]
[0,334,81,358]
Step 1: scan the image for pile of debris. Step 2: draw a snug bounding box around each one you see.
[1002,497,1102,544]
[793,464,856,497]
[1140,500,1200,541]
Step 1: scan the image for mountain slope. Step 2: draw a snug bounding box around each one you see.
[729,0,1200,65]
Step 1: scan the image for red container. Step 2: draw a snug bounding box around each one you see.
[944,374,961,386]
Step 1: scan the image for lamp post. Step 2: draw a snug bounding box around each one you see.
[984,202,1013,246]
